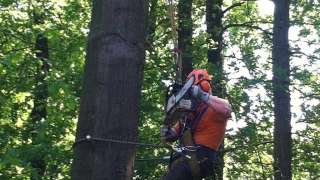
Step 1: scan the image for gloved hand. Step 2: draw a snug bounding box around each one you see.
[190,85,209,102]
[160,125,178,142]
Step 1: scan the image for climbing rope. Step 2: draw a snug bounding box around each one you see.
[73,135,178,163]
[135,156,170,162]
[167,0,178,48]
[73,134,165,149]
[73,135,199,162]
[167,0,183,84]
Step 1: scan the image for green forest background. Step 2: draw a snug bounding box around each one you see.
[0,0,319,179]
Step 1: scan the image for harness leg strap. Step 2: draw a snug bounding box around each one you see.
[187,152,201,180]
[182,129,201,179]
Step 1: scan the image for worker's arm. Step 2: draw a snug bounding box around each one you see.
[191,85,231,119]
[207,95,231,119]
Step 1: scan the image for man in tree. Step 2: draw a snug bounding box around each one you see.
[161,69,231,180]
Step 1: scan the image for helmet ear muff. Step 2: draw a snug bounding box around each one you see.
[199,80,211,93]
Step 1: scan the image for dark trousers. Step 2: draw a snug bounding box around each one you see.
[163,146,217,180]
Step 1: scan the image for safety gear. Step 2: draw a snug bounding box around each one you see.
[172,96,231,151]
[164,146,217,180]
[190,85,210,102]
[199,80,211,93]
[187,69,212,93]
[163,81,231,179]
[164,103,213,180]
[193,105,228,151]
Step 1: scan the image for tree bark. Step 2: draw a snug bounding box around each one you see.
[206,0,225,179]
[178,0,193,81]
[206,0,225,96]
[71,0,146,180]
[272,0,292,179]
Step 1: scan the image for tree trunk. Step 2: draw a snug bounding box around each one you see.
[272,0,292,179]
[206,0,225,96]
[29,33,49,180]
[28,9,50,180]
[178,0,193,80]
[146,0,158,51]
[71,1,146,180]
[206,0,225,179]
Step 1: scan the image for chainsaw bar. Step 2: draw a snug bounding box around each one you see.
[166,75,194,113]
[165,75,195,125]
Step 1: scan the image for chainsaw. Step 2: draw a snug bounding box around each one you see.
[164,75,196,126]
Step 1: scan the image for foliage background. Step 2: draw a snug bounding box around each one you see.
[0,0,319,179]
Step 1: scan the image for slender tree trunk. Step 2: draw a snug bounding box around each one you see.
[272,0,292,179]
[178,0,193,80]
[29,10,49,180]
[71,1,146,179]
[29,33,49,180]
[146,0,158,51]
[206,0,224,95]
[206,0,225,179]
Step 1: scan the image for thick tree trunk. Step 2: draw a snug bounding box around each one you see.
[206,0,225,179]
[178,0,193,80]
[272,0,292,179]
[71,1,146,180]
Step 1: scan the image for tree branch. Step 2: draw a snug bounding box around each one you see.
[221,22,273,41]
[291,50,320,61]
[223,141,273,153]
[222,0,259,15]
[1,46,32,56]
[222,2,245,15]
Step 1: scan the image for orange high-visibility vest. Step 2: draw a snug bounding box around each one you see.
[174,96,231,151]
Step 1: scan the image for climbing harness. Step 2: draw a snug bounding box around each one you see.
[178,103,209,179]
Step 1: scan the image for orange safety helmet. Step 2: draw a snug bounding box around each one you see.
[187,69,212,93]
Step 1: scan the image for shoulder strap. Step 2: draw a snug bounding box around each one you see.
[178,102,208,146]
[190,102,208,134]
